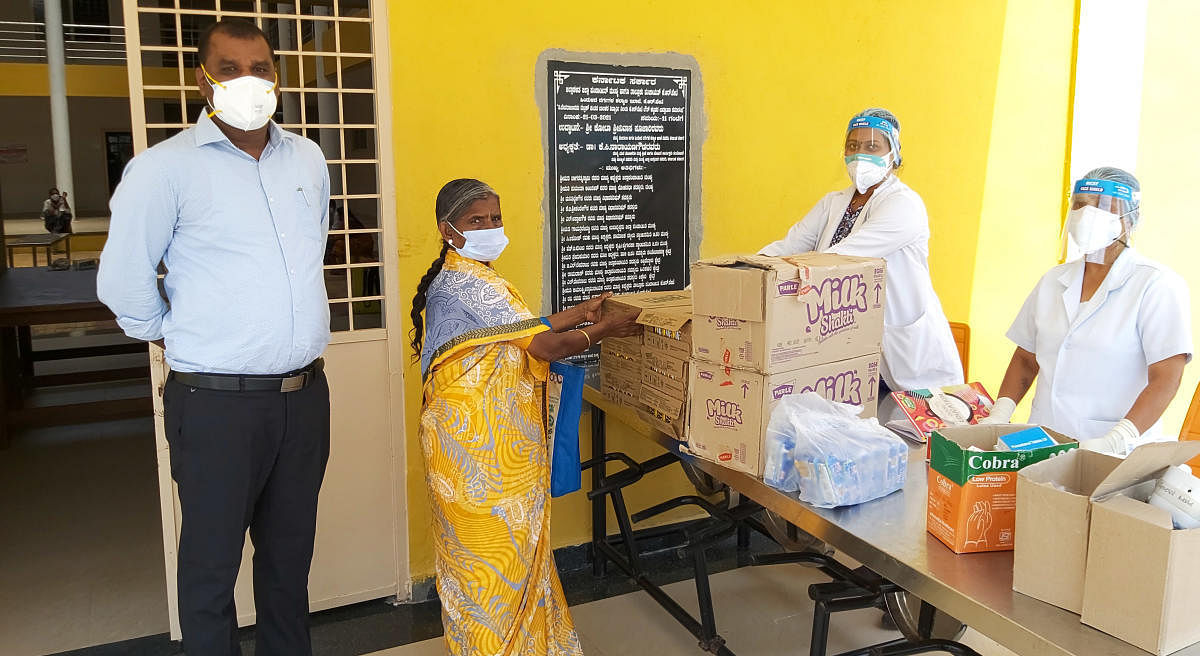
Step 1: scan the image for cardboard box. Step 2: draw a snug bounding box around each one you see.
[644,348,688,384]
[599,290,691,358]
[639,345,689,440]
[686,353,880,476]
[600,343,641,409]
[599,348,640,378]
[638,384,687,439]
[601,337,641,362]
[926,424,1077,554]
[599,290,693,418]
[1012,448,1125,614]
[1081,441,1200,655]
[599,366,639,407]
[642,366,686,400]
[602,290,692,315]
[691,254,885,373]
[640,305,692,360]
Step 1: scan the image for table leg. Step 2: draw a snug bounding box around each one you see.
[66,236,71,263]
[16,326,33,391]
[0,327,19,447]
[591,405,607,577]
[6,247,12,268]
[32,247,37,268]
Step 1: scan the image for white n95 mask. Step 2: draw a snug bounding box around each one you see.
[448,224,509,262]
[203,65,278,132]
[844,153,890,194]
[1066,205,1123,260]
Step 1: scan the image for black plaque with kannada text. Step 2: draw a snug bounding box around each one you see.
[548,60,691,322]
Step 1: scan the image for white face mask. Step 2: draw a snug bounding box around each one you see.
[447,224,509,262]
[203,65,278,132]
[1066,205,1124,261]
[844,154,890,194]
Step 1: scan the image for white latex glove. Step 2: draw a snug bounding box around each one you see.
[979,397,1016,425]
[1079,418,1139,457]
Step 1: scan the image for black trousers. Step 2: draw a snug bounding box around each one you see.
[163,371,330,656]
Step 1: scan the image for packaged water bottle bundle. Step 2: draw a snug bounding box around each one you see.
[763,392,907,508]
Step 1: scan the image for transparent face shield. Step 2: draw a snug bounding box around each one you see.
[1062,178,1138,262]
[843,115,899,168]
[843,116,900,193]
[843,127,892,167]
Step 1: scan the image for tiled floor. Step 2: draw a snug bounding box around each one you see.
[368,565,1018,656]
[0,418,169,656]
[4,411,1022,656]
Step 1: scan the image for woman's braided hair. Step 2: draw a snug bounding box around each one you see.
[409,179,499,357]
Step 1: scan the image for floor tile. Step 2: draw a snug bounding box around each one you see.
[1,419,167,656]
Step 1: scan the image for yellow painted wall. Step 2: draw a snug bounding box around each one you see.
[387,0,1076,581]
[0,62,178,97]
[1135,0,1200,436]
[967,0,1078,417]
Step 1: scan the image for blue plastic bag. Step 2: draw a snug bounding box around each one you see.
[547,361,585,497]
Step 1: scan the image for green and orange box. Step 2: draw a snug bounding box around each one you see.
[927,424,1077,554]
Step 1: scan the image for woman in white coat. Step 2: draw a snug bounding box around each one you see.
[761,108,963,403]
[984,167,1192,455]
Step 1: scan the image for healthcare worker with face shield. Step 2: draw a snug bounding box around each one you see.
[983,167,1192,455]
[762,108,963,405]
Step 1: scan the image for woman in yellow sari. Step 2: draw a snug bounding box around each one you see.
[411,179,639,655]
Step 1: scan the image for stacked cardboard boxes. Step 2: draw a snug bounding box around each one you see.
[686,253,887,476]
[638,304,692,438]
[598,291,693,438]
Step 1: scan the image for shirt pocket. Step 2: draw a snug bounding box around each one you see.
[292,184,326,247]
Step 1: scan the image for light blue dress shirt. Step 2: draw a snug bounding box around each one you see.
[98,113,331,374]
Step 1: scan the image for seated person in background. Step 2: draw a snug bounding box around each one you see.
[761,108,962,419]
[42,187,72,234]
[982,167,1192,456]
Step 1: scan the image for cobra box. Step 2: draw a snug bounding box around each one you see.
[927,424,1076,554]
[686,353,880,476]
[691,254,885,374]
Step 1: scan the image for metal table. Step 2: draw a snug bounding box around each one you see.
[5,233,71,268]
[583,386,1197,656]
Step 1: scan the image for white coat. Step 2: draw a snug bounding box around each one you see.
[1007,248,1193,445]
[761,175,963,392]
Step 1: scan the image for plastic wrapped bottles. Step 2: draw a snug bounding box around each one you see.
[763,392,908,508]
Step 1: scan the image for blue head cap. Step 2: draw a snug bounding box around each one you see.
[1073,166,1141,226]
[848,108,902,167]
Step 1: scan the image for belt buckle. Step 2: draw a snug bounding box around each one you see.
[280,372,307,393]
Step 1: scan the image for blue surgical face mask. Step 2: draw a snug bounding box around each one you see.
[446,222,509,262]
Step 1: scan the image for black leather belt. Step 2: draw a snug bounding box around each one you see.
[171,358,324,393]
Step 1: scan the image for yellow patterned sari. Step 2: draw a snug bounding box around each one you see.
[418,251,583,656]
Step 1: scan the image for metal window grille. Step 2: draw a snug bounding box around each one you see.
[127,0,384,333]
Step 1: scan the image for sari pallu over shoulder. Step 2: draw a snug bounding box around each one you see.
[421,250,550,385]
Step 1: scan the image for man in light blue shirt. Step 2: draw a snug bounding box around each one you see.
[98,19,330,656]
